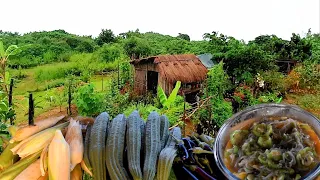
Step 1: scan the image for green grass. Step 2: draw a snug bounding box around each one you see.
[8,62,115,125]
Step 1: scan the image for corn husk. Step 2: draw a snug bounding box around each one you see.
[14,159,41,180]
[40,143,49,176]
[0,142,19,171]
[71,164,83,180]
[48,130,70,180]
[11,122,69,159]
[65,119,83,171]
[80,160,93,177]
[10,115,65,143]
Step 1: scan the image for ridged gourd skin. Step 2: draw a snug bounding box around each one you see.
[140,118,146,171]
[126,111,143,180]
[83,124,92,171]
[159,115,170,150]
[165,127,182,148]
[106,114,130,180]
[143,111,161,180]
[156,147,178,180]
[89,112,110,180]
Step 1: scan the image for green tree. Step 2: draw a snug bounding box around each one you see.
[177,33,190,41]
[96,29,116,46]
[123,37,151,59]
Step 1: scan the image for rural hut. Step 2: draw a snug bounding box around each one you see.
[130,54,208,103]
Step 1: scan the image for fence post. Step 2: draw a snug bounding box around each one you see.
[183,92,186,136]
[68,79,72,116]
[28,93,34,126]
[9,79,14,125]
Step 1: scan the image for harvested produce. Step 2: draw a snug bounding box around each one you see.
[89,112,110,180]
[106,114,130,180]
[0,141,19,171]
[157,147,177,180]
[10,115,65,143]
[14,159,41,180]
[224,118,320,179]
[166,127,182,148]
[11,122,69,158]
[0,149,42,180]
[160,115,170,150]
[83,123,92,175]
[39,143,49,176]
[65,119,83,171]
[126,111,143,180]
[71,163,83,180]
[143,111,161,180]
[48,130,70,180]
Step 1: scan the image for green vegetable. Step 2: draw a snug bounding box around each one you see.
[267,149,282,161]
[230,130,249,146]
[160,115,169,150]
[126,111,143,180]
[296,147,316,168]
[258,136,272,148]
[252,123,272,137]
[83,124,92,173]
[106,114,130,180]
[165,127,182,148]
[156,147,177,180]
[143,112,161,180]
[89,112,109,180]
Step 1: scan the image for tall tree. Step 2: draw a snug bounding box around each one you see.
[177,33,190,41]
[96,29,116,46]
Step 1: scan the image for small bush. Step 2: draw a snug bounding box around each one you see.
[260,70,287,94]
[75,84,105,116]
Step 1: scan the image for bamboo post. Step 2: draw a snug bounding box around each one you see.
[102,72,104,92]
[28,93,34,126]
[183,92,186,136]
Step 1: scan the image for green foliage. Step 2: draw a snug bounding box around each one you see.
[75,84,105,116]
[177,33,190,41]
[206,62,232,99]
[93,44,124,62]
[260,70,287,94]
[295,61,320,90]
[124,103,160,120]
[157,81,181,109]
[96,29,116,46]
[123,36,152,59]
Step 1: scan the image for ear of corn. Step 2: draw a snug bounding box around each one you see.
[10,115,65,143]
[48,130,70,180]
[0,149,42,180]
[70,163,83,180]
[80,160,93,177]
[0,142,19,171]
[40,143,49,176]
[37,173,48,180]
[65,119,83,171]
[11,122,69,158]
[15,159,41,180]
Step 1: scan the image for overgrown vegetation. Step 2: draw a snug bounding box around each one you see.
[0,28,319,134]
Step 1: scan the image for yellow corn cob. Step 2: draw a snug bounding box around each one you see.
[65,119,83,171]
[71,164,83,180]
[40,143,49,176]
[11,122,69,158]
[80,160,93,177]
[10,115,65,143]
[15,159,41,180]
[0,150,42,180]
[48,130,70,180]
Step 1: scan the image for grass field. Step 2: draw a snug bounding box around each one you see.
[9,62,114,125]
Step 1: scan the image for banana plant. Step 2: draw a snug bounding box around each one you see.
[0,40,21,94]
[157,81,181,109]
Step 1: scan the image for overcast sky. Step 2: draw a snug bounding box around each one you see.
[2,0,319,41]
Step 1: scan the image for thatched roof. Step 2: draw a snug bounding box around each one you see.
[131,54,208,83]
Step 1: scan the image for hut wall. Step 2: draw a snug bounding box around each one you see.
[133,62,158,95]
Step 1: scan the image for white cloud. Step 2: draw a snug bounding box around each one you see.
[1,0,319,41]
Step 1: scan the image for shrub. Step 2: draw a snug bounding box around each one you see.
[260,70,287,94]
[75,84,105,116]
[295,61,320,90]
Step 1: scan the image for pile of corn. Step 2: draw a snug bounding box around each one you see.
[0,116,87,180]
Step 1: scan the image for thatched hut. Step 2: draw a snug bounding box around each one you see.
[130,54,208,102]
